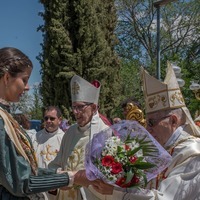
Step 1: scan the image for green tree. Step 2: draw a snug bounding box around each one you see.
[10,92,33,115]
[38,0,73,119]
[181,60,200,117]
[10,86,43,120]
[29,84,43,120]
[115,0,200,116]
[111,59,145,119]
[115,0,200,67]
[39,0,121,119]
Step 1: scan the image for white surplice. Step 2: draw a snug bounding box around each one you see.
[31,128,65,168]
[31,128,65,200]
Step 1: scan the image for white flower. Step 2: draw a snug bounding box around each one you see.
[95,133,156,188]
[135,149,143,157]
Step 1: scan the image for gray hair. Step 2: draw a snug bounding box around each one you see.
[160,108,186,125]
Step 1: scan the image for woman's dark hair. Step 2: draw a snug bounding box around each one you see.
[13,113,30,130]
[0,47,33,79]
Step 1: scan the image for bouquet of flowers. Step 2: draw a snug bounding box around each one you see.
[85,120,172,189]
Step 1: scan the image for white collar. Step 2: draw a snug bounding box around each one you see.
[44,127,60,136]
[164,126,183,148]
[78,111,100,139]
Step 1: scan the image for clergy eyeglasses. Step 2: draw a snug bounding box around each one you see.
[72,103,93,112]
[147,115,171,127]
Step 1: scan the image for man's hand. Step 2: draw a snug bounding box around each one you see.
[74,170,92,187]
[60,186,71,190]
[91,179,114,195]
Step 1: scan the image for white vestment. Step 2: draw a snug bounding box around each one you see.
[48,112,111,200]
[31,128,65,200]
[31,128,65,168]
[111,126,200,200]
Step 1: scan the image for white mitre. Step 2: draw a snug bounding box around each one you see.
[142,61,200,137]
[70,75,100,104]
[142,61,185,113]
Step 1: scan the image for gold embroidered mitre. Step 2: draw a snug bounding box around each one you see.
[70,75,101,104]
[142,61,185,114]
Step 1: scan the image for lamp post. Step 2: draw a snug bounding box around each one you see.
[190,81,200,118]
[189,81,200,100]
[153,0,177,80]
[171,62,185,87]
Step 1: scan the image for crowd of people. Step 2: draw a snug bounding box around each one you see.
[0,46,200,200]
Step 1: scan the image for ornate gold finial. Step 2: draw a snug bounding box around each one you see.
[125,103,146,127]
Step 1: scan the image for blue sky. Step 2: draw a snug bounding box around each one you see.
[0,0,43,92]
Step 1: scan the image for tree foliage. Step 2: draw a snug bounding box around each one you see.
[115,0,200,65]
[38,0,72,118]
[10,85,43,120]
[10,92,33,115]
[29,84,43,120]
[115,0,200,117]
[38,0,121,119]
[37,0,200,119]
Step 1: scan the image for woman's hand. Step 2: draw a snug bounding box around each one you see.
[70,170,114,195]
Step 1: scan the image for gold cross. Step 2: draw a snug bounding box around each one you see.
[71,82,80,95]
[40,144,58,161]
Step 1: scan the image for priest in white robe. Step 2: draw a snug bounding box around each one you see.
[92,62,200,200]
[31,106,65,200]
[31,106,65,168]
[48,75,111,200]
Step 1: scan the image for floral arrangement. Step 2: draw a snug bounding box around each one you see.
[85,120,172,189]
[94,134,156,188]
